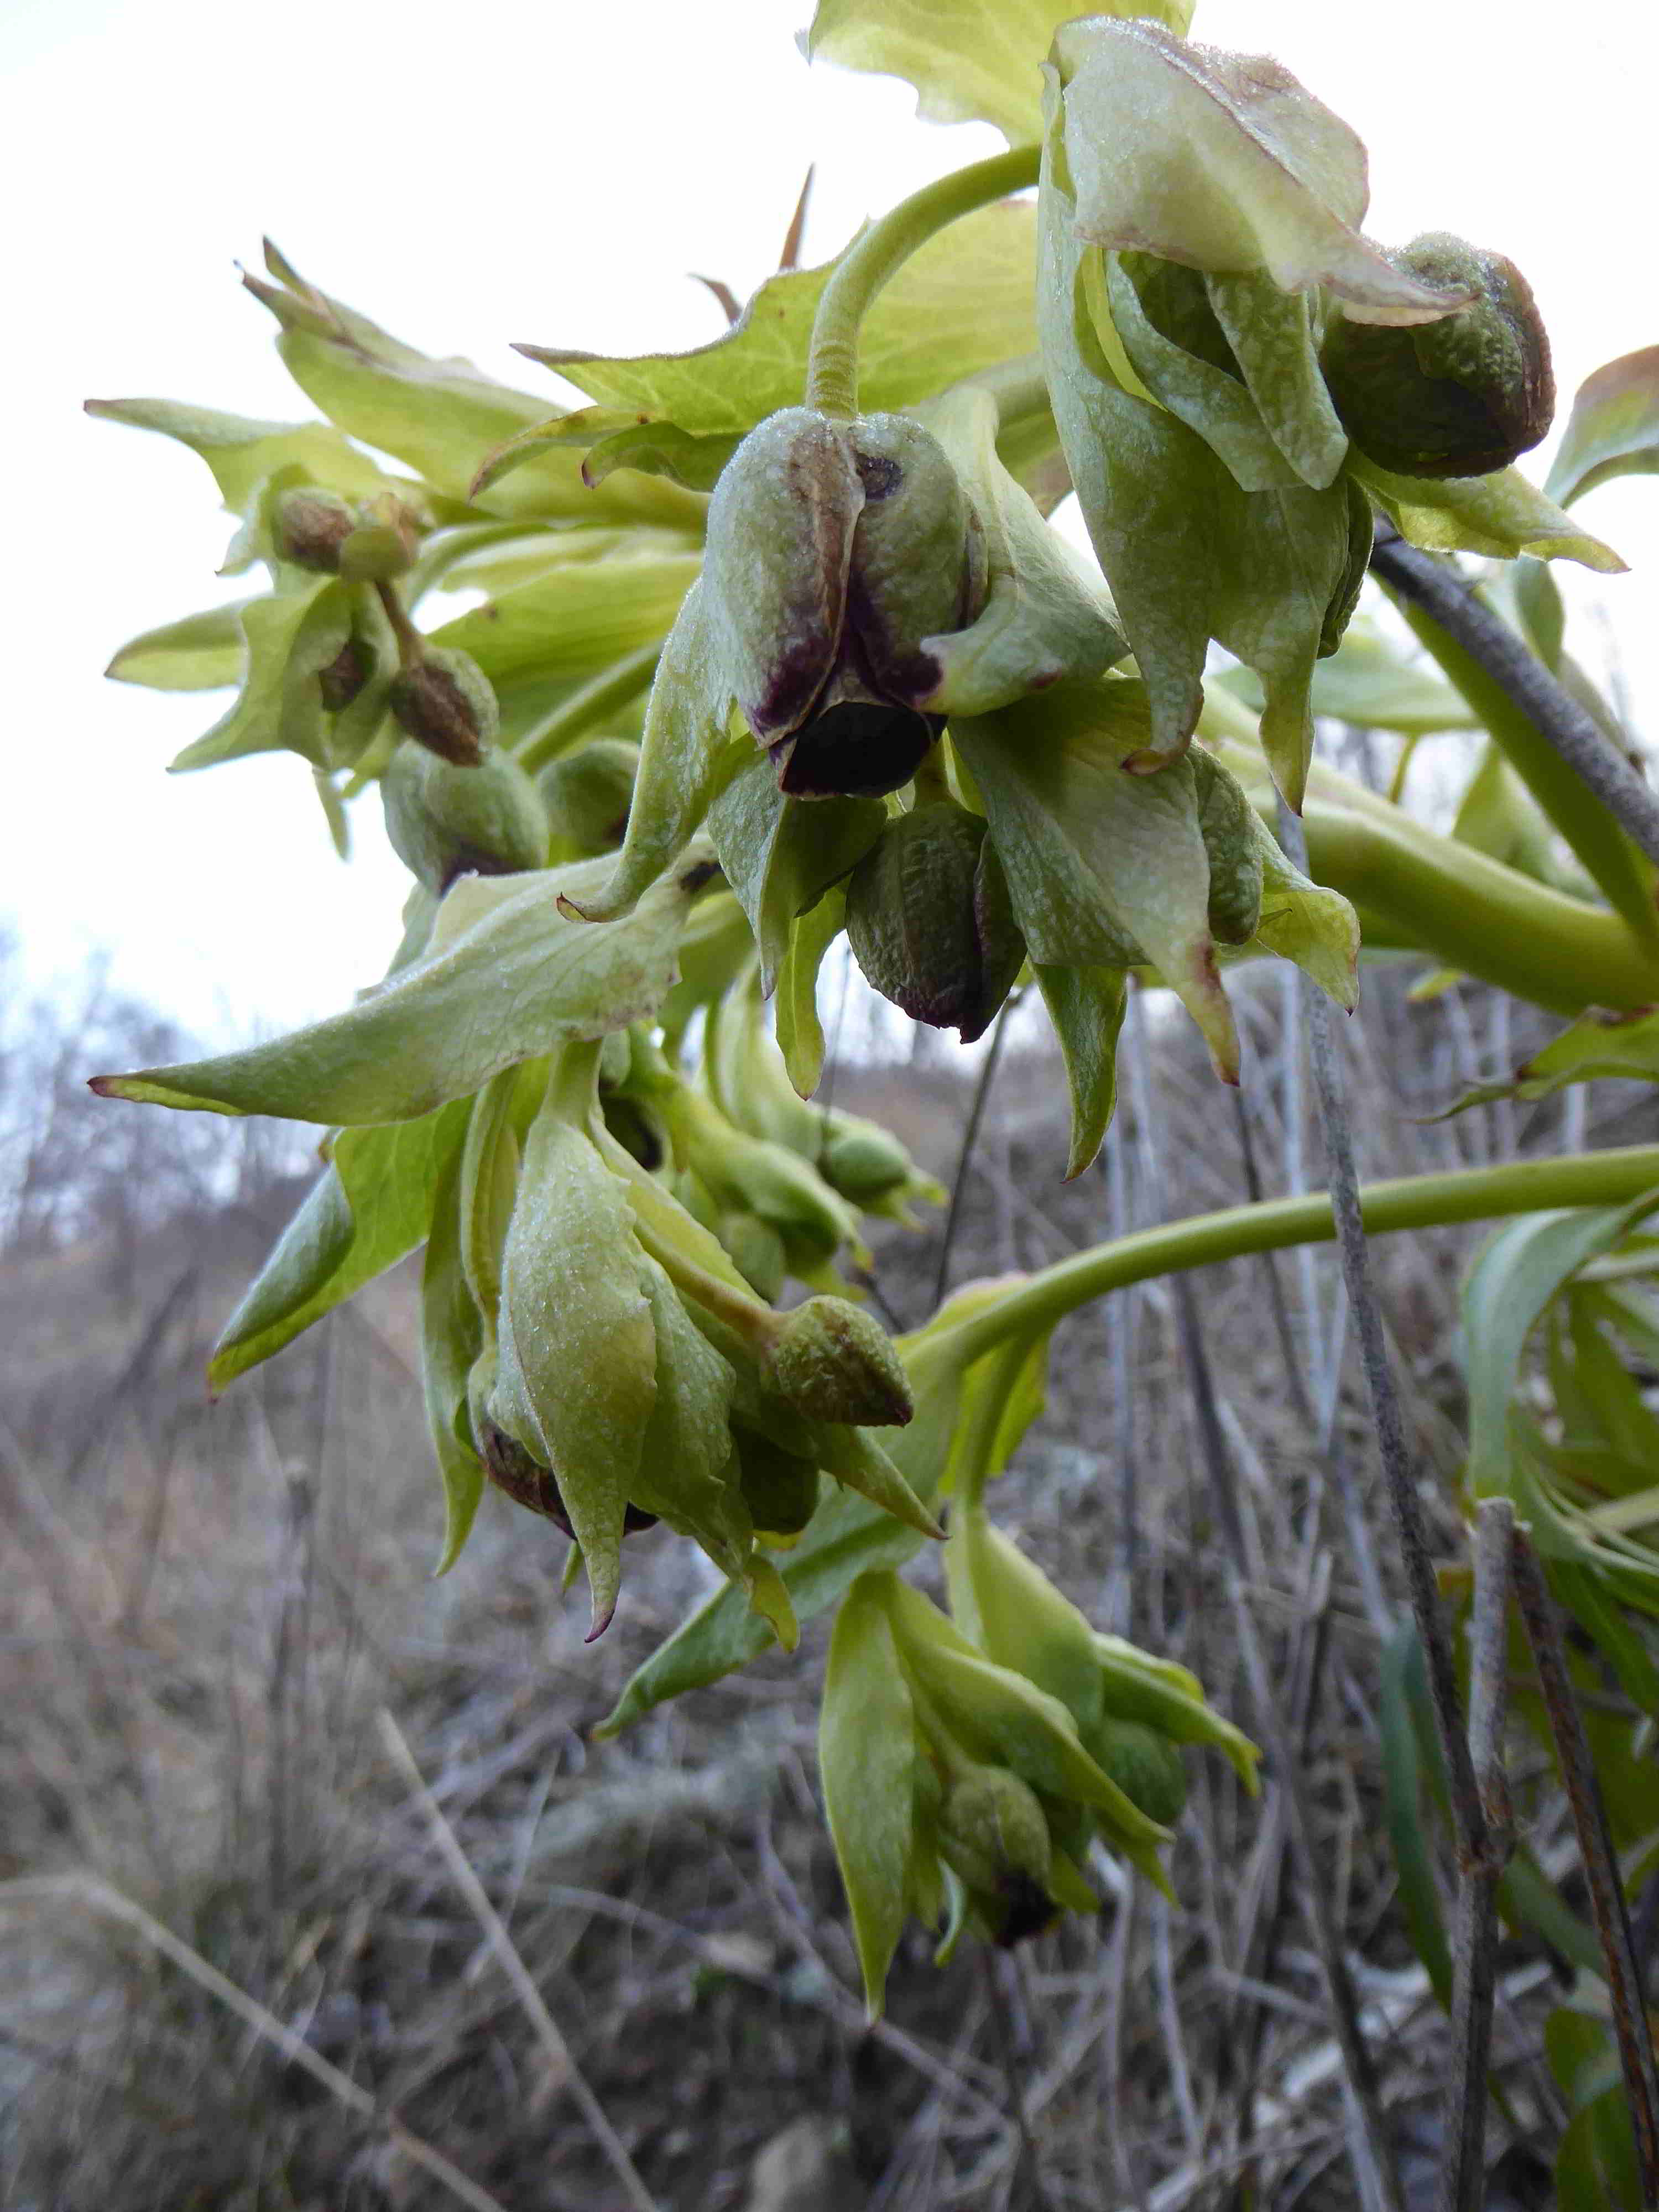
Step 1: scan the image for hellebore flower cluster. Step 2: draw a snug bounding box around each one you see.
[821,1530,1258,2009]
[85,0,1623,2014]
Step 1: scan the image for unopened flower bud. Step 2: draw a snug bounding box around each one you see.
[820,1119,914,1204]
[937,1767,1057,1944]
[1321,232,1554,478]
[734,1426,821,1538]
[382,738,548,895]
[1086,1717,1188,1826]
[274,487,357,571]
[845,800,1025,1043]
[759,1296,912,1428]
[538,738,640,853]
[338,493,421,583]
[389,645,499,766]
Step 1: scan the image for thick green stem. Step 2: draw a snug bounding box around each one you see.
[1201,714,1659,1012]
[953,1336,1036,1516]
[927,1145,1659,1366]
[805,147,1041,420]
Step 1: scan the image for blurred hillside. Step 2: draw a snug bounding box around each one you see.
[1,935,1645,2211]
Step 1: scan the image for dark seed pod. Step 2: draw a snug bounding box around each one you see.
[1321,232,1554,478]
[318,637,372,714]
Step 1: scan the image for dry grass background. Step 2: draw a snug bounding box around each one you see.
[1,925,1644,2211]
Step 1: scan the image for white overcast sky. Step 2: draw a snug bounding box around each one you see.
[7,0,1657,1040]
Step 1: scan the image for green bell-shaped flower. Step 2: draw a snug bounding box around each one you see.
[703,405,984,799]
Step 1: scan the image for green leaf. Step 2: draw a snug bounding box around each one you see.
[806,0,1192,145]
[953,681,1240,1079]
[1463,1197,1659,1500]
[1378,1623,1453,2005]
[1053,19,1449,317]
[1349,453,1625,570]
[247,254,701,531]
[92,862,703,1125]
[820,1577,919,2013]
[208,1102,471,1390]
[1547,346,1659,508]
[421,1141,487,1577]
[170,580,352,773]
[84,397,391,512]
[1033,963,1125,1179]
[1214,622,1478,738]
[519,202,1040,435]
[708,757,886,993]
[494,1093,657,1637]
[105,602,250,692]
[1434,1007,1659,1118]
[427,555,701,706]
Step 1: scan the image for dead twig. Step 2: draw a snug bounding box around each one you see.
[1439,1496,1515,2212]
[375,1708,660,2212]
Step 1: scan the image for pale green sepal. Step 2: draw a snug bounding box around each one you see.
[105,602,250,692]
[494,1094,658,1637]
[572,592,752,922]
[776,889,847,1098]
[1214,622,1478,737]
[709,755,885,992]
[1244,813,1361,1009]
[430,556,702,706]
[1036,113,1213,763]
[1432,1006,1659,1119]
[92,863,701,1125]
[629,1260,748,1578]
[953,682,1240,1081]
[945,1508,1109,1736]
[1033,963,1125,1180]
[1104,258,1301,494]
[1052,20,1455,322]
[915,385,1126,714]
[821,1577,919,2016]
[1205,272,1349,489]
